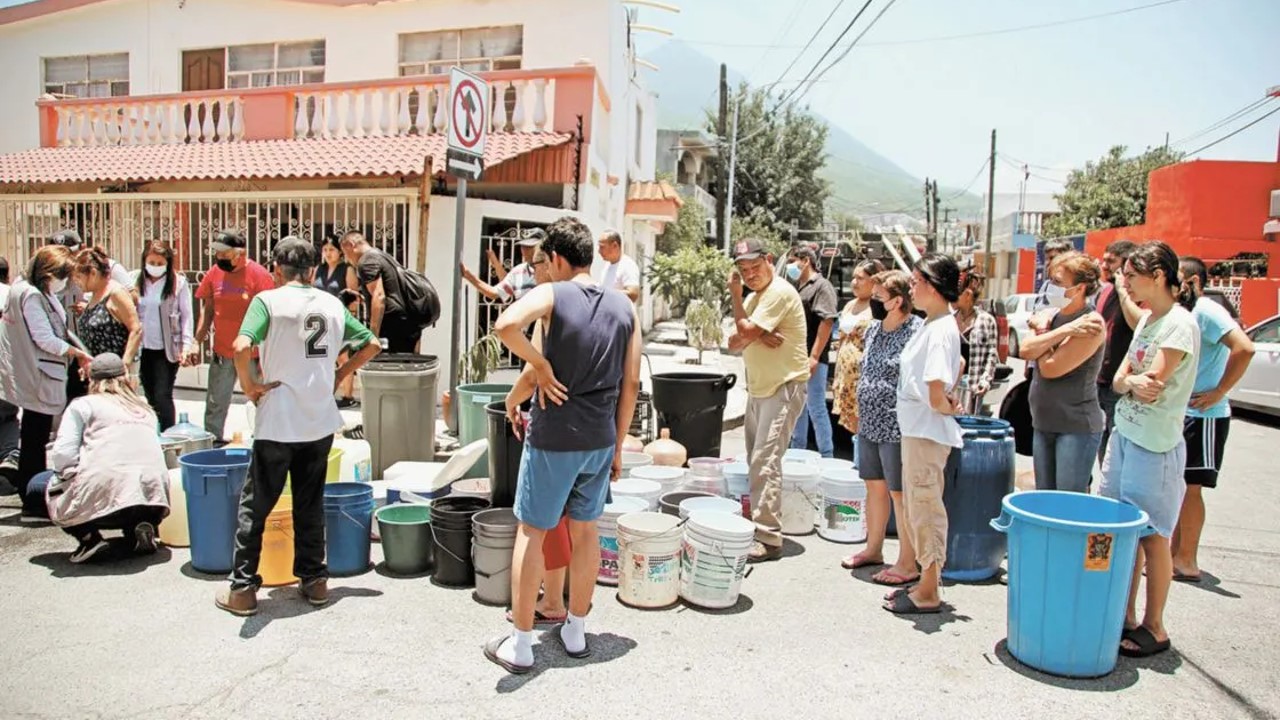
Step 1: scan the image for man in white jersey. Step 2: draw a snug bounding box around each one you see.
[216,237,380,617]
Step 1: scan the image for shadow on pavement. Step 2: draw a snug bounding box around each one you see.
[780,538,807,559]
[1176,571,1241,599]
[677,593,754,616]
[882,598,972,634]
[494,631,638,693]
[180,561,227,582]
[990,639,1141,691]
[238,586,384,639]
[374,562,433,581]
[1178,651,1275,719]
[29,542,173,577]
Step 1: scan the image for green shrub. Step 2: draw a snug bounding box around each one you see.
[648,244,732,315]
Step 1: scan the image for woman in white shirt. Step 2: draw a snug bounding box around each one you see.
[885,253,965,615]
[133,242,194,432]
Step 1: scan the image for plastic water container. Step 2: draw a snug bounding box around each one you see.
[616,511,684,608]
[943,416,1017,581]
[180,448,252,574]
[359,353,439,480]
[992,491,1154,678]
[455,383,513,479]
[722,462,751,518]
[620,452,653,478]
[375,503,433,576]
[659,490,713,516]
[429,496,490,588]
[680,510,755,609]
[630,465,686,495]
[157,467,188,547]
[682,473,726,496]
[259,495,297,587]
[598,497,649,585]
[687,457,730,477]
[283,447,344,495]
[324,482,374,576]
[472,508,519,606]
[784,448,821,466]
[678,495,741,520]
[611,478,663,510]
[817,468,867,543]
[332,437,372,483]
[780,462,820,536]
[816,457,854,476]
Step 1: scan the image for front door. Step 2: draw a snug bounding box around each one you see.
[182,49,226,139]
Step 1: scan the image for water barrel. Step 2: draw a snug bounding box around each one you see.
[359,354,439,479]
[180,448,252,574]
[456,383,513,479]
[941,416,1016,582]
[429,496,490,587]
[484,401,523,508]
[993,491,1153,677]
[650,372,736,460]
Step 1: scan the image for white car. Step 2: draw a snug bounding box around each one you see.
[1229,314,1280,417]
[1002,293,1038,358]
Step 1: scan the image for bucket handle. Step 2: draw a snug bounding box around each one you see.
[428,521,471,568]
[989,511,1012,534]
[472,546,513,580]
[718,373,738,391]
[400,489,434,506]
[620,516,688,542]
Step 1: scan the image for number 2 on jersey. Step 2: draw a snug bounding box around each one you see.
[304,314,329,358]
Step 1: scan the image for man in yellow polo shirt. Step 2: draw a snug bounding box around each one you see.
[728,237,809,562]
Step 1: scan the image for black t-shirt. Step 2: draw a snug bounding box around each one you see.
[1097,283,1134,386]
[795,274,839,353]
[357,249,407,318]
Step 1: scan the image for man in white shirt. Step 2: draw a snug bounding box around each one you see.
[461,228,545,303]
[591,230,641,303]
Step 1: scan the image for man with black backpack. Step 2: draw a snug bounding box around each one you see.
[340,232,439,353]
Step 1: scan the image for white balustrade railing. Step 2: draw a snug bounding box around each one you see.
[54,97,244,147]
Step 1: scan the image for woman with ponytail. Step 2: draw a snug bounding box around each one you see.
[1103,240,1200,658]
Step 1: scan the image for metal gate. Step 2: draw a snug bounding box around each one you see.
[474,221,549,370]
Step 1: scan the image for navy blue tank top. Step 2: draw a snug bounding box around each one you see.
[526,282,635,452]
[314,262,350,298]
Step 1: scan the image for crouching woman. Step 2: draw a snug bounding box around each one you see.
[41,353,170,564]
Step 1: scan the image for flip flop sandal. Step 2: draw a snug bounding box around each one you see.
[882,591,941,615]
[872,569,920,587]
[553,623,591,659]
[841,552,885,570]
[1119,626,1171,658]
[506,609,568,625]
[483,635,533,675]
[883,586,916,602]
[1172,570,1202,583]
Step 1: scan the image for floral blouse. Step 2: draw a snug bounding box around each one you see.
[856,315,924,443]
[832,305,873,433]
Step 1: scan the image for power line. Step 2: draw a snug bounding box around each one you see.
[775,0,876,109]
[1171,96,1276,147]
[945,158,990,201]
[791,0,900,106]
[769,0,849,90]
[1185,104,1280,156]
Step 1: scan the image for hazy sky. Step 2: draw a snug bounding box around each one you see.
[634,0,1279,202]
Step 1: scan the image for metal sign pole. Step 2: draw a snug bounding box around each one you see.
[448,177,467,429]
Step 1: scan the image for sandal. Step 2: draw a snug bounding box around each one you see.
[841,552,884,570]
[1172,570,1202,583]
[872,569,920,586]
[506,608,568,625]
[882,591,941,615]
[483,635,532,675]
[1119,626,1171,658]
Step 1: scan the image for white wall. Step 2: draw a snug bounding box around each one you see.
[0,0,616,153]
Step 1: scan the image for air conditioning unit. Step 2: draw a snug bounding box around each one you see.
[1270,189,1280,218]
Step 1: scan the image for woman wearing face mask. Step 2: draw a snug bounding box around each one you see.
[0,245,94,517]
[134,242,195,431]
[72,247,141,364]
[1018,252,1107,492]
[953,270,999,414]
[316,234,362,407]
[831,260,883,451]
[841,270,924,578]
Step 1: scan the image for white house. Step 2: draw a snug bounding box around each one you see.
[0,0,677,384]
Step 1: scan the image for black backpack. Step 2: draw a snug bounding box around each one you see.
[395,263,441,328]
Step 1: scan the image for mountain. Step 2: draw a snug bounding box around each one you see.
[640,41,981,220]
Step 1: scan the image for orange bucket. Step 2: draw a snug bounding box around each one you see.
[260,496,298,587]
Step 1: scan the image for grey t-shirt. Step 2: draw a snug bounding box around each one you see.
[1029,308,1106,434]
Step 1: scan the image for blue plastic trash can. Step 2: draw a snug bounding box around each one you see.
[180,448,252,574]
[992,491,1154,678]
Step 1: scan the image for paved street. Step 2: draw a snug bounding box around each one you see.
[1,406,1278,720]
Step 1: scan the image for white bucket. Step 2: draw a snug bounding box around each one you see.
[780,462,820,535]
[616,511,684,608]
[817,468,868,544]
[687,457,730,478]
[611,478,664,510]
[784,448,821,466]
[597,496,649,585]
[678,495,741,520]
[682,474,726,497]
[620,452,653,478]
[630,465,686,495]
[816,457,854,476]
[680,510,755,609]
[722,461,751,518]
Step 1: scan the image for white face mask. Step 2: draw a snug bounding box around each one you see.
[48,277,68,294]
[1044,283,1072,309]
[145,264,167,278]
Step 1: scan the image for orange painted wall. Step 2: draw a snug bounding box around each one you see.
[1016,249,1036,293]
[1240,278,1280,327]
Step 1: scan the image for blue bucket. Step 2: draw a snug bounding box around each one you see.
[180,448,252,574]
[992,491,1154,678]
[324,483,374,576]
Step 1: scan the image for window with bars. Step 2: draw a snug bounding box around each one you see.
[226,41,326,89]
[43,53,130,98]
[397,26,523,77]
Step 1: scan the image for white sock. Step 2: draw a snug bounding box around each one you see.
[498,629,534,666]
[561,612,587,654]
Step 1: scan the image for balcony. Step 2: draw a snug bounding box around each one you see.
[37,65,609,148]
[676,183,716,217]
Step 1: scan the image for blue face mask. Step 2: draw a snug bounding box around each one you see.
[786,263,801,281]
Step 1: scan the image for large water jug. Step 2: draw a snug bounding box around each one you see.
[164,412,205,439]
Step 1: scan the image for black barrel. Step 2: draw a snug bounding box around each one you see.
[429,496,490,587]
[649,372,737,460]
[485,401,523,508]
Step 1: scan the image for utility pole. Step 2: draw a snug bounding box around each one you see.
[984,128,997,276]
[724,97,740,251]
[716,63,728,250]
[931,179,940,246]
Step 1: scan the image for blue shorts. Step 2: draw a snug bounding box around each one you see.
[514,445,615,530]
[1099,433,1186,538]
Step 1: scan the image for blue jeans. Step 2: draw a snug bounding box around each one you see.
[1033,430,1103,493]
[789,363,834,458]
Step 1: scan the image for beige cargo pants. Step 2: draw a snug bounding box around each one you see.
[745,379,807,547]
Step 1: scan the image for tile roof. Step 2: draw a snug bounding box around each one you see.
[626,180,683,204]
[0,133,572,186]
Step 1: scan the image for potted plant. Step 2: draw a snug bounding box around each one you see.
[443,333,504,434]
[684,297,725,364]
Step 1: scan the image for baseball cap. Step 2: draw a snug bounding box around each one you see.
[88,353,127,380]
[210,229,247,253]
[48,229,82,249]
[516,227,546,247]
[732,237,767,261]
[272,236,318,270]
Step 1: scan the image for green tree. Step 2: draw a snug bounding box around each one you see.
[1043,145,1184,237]
[656,199,708,255]
[706,83,831,237]
[731,216,788,259]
